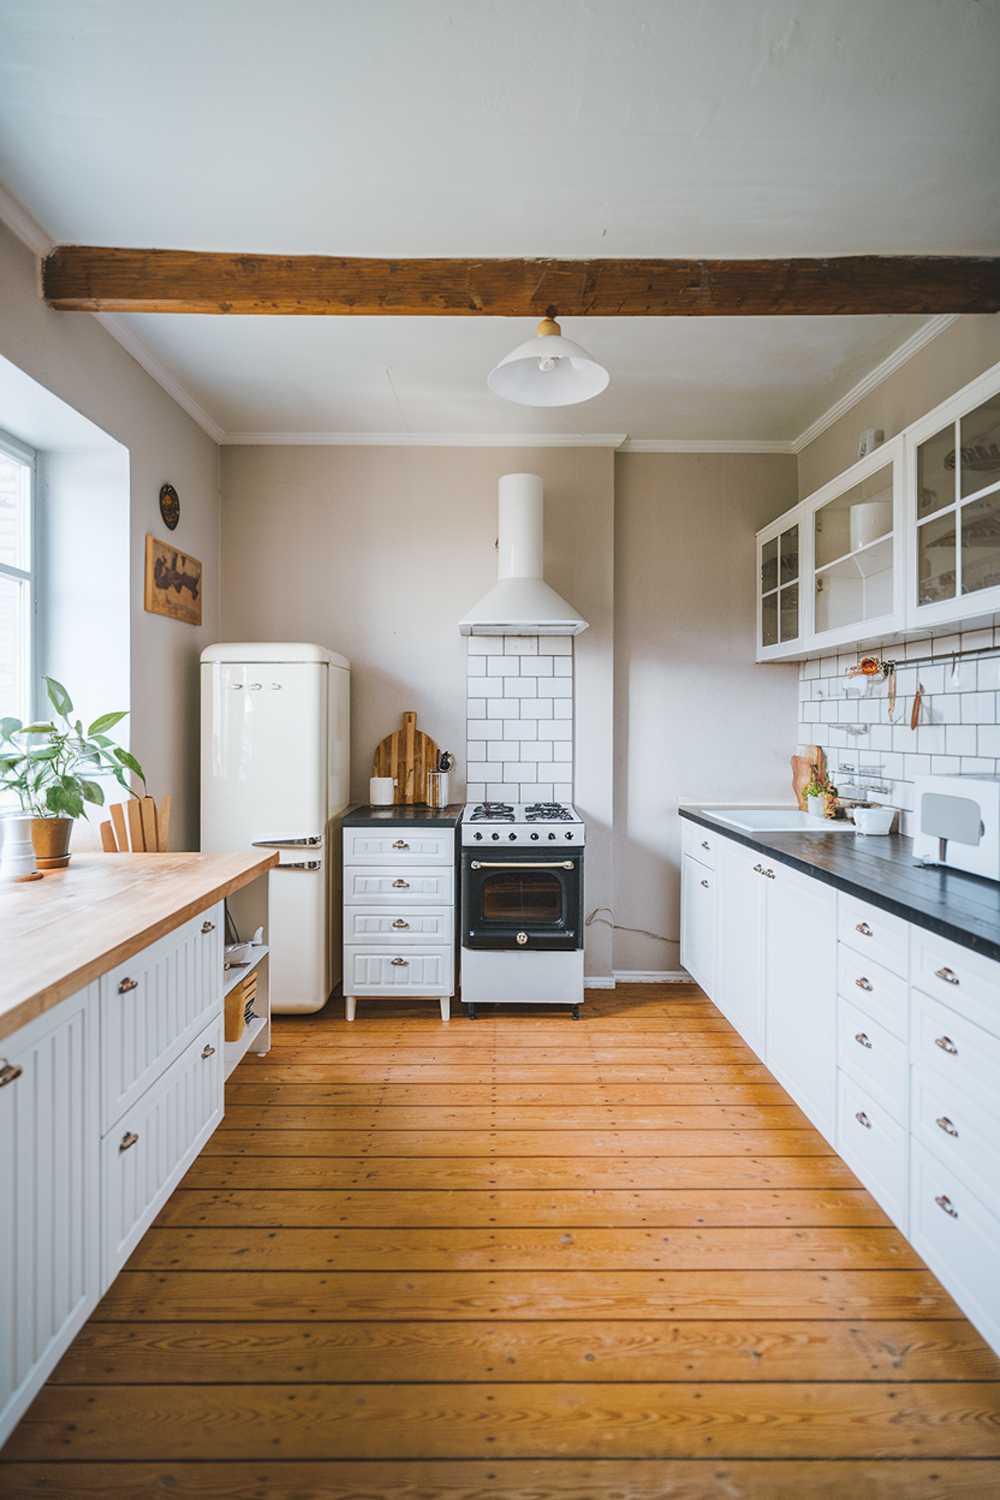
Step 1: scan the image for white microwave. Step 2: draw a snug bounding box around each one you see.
[912,774,1000,881]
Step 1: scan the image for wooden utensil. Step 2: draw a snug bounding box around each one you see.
[791,745,826,810]
[372,711,441,805]
[911,682,924,730]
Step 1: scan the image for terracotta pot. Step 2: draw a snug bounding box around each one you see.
[31,815,74,869]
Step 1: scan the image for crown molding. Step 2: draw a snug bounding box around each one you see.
[790,314,959,454]
[220,430,630,448]
[0,183,51,257]
[619,437,795,454]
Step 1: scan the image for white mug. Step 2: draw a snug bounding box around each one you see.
[370,776,396,806]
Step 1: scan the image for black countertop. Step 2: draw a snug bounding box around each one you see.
[680,806,1000,964]
[342,803,463,828]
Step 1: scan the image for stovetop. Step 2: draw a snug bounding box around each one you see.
[461,801,585,847]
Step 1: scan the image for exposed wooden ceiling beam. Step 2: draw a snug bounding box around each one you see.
[41,247,1000,317]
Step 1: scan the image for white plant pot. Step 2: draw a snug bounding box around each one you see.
[0,813,40,882]
[807,794,827,819]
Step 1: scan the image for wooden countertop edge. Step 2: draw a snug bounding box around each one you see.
[0,851,278,1044]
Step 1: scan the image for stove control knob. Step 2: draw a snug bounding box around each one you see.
[508,832,516,840]
[530,832,540,840]
[491,832,500,841]
[473,831,483,840]
[548,832,557,840]
[516,931,529,946]
[565,832,573,840]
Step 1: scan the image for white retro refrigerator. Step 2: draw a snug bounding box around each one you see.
[200,643,350,1013]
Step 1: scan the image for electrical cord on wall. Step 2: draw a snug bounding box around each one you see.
[585,905,679,949]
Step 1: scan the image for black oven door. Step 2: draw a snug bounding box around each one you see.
[462,847,583,950]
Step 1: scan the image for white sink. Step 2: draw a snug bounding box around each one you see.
[709,808,856,833]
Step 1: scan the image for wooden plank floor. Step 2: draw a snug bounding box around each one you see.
[3,982,1000,1499]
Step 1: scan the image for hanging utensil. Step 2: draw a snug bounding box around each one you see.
[911,681,924,731]
[886,663,897,723]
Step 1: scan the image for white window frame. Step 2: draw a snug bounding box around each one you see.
[0,427,38,727]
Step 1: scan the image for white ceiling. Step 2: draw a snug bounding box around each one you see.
[1,0,997,442]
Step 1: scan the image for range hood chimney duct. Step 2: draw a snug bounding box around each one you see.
[459,473,589,637]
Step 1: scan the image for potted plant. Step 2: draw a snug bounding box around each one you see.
[803,773,837,819]
[0,676,145,869]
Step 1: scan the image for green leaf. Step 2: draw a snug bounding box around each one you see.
[87,711,128,736]
[45,677,73,719]
[90,734,113,747]
[0,716,22,741]
[114,747,146,781]
[28,745,60,762]
[19,722,56,736]
[79,779,105,806]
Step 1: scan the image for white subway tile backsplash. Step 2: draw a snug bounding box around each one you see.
[467,637,503,656]
[469,761,501,782]
[467,718,490,739]
[505,676,538,698]
[553,657,573,677]
[505,762,537,783]
[962,757,995,773]
[503,719,537,740]
[468,676,503,698]
[467,634,574,800]
[548,677,573,699]
[487,782,517,800]
[467,700,486,721]
[467,741,486,761]
[523,699,553,719]
[979,725,1000,756]
[486,655,519,676]
[488,740,514,762]
[554,782,573,800]
[540,719,573,741]
[520,656,553,676]
[553,741,573,761]
[504,637,537,655]
[534,761,560,781]
[978,658,1000,691]
[552,699,573,719]
[548,637,573,655]
[486,698,519,718]
[961,692,996,724]
[946,724,978,755]
[521,741,554,761]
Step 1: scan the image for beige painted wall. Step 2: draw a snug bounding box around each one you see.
[613,452,799,973]
[798,315,1000,496]
[0,222,220,846]
[220,444,616,978]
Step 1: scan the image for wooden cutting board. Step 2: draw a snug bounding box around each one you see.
[372,711,440,805]
[791,745,826,810]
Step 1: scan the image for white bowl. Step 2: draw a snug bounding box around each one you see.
[851,806,895,836]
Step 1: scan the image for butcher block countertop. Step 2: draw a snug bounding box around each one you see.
[0,850,278,1043]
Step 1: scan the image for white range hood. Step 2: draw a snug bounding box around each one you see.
[459,473,589,637]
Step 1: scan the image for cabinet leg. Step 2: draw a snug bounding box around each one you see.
[345,995,356,1022]
[439,997,450,1022]
[466,1004,477,1020]
[571,1005,581,1020]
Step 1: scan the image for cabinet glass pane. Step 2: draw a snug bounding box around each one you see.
[779,583,799,643]
[761,537,778,593]
[814,464,892,569]
[959,393,1000,500]
[762,590,778,647]
[917,511,957,605]
[961,489,1000,596]
[779,525,799,584]
[917,423,955,519]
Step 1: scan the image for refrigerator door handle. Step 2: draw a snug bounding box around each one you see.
[253,836,324,848]
[274,860,322,871]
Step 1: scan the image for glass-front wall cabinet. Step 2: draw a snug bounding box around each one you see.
[759,519,801,653]
[915,388,1000,612]
[813,459,895,639]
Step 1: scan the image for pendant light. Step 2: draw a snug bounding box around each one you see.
[487,315,610,407]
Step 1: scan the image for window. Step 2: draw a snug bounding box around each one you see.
[0,432,35,724]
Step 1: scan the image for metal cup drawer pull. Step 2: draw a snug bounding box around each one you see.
[392,879,410,889]
[392,918,410,929]
[201,1043,216,1059]
[936,1116,959,1138]
[119,1131,139,1153]
[855,1110,872,1129]
[0,1059,23,1088]
[753,864,763,874]
[392,840,410,850]
[390,956,409,967]
[700,878,710,889]
[201,920,216,934]
[855,976,874,992]
[854,1031,872,1049]
[935,1193,959,1219]
[118,976,138,994]
[935,966,960,986]
[762,867,775,880]
[855,921,873,937]
[934,1035,959,1056]
[700,840,710,850]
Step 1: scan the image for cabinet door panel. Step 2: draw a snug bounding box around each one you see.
[718,839,765,1054]
[681,854,716,997]
[764,864,837,1139]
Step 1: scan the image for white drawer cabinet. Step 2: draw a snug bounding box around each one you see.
[911,930,1000,1035]
[681,819,717,870]
[102,1014,223,1285]
[680,853,717,998]
[343,819,457,1019]
[838,943,908,1040]
[838,893,910,978]
[911,987,1000,1106]
[716,837,765,1055]
[101,901,223,1130]
[0,987,100,1447]
[912,1066,1000,1221]
[911,1140,1000,1355]
[764,861,837,1141]
[837,1069,908,1229]
[837,994,907,1123]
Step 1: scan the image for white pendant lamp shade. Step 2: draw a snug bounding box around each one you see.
[488,316,610,407]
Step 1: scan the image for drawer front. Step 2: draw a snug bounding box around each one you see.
[837,892,909,978]
[911,929,1000,1036]
[344,828,454,866]
[345,906,454,945]
[344,946,454,995]
[912,1065,1000,1221]
[100,901,223,1131]
[681,820,717,870]
[102,1016,223,1286]
[911,987,1000,1110]
[837,1070,908,1229]
[837,943,908,1040]
[344,866,455,905]
[910,1140,1000,1353]
[837,994,908,1123]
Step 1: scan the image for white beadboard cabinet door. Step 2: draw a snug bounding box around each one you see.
[343,947,455,996]
[102,1014,223,1288]
[680,853,716,997]
[0,985,100,1447]
[100,901,223,1131]
[764,861,838,1141]
[717,838,766,1055]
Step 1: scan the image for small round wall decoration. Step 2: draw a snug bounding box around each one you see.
[159,483,180,531]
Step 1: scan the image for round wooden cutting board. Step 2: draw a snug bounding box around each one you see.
[371,710,440,805]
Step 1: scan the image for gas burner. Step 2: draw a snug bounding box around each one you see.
[470,802,515,822]
[524,802,572,821]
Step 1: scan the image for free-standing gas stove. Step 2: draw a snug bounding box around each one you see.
[460,801,585,1017]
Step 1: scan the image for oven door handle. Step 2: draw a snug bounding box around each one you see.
[470,859,575,870]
